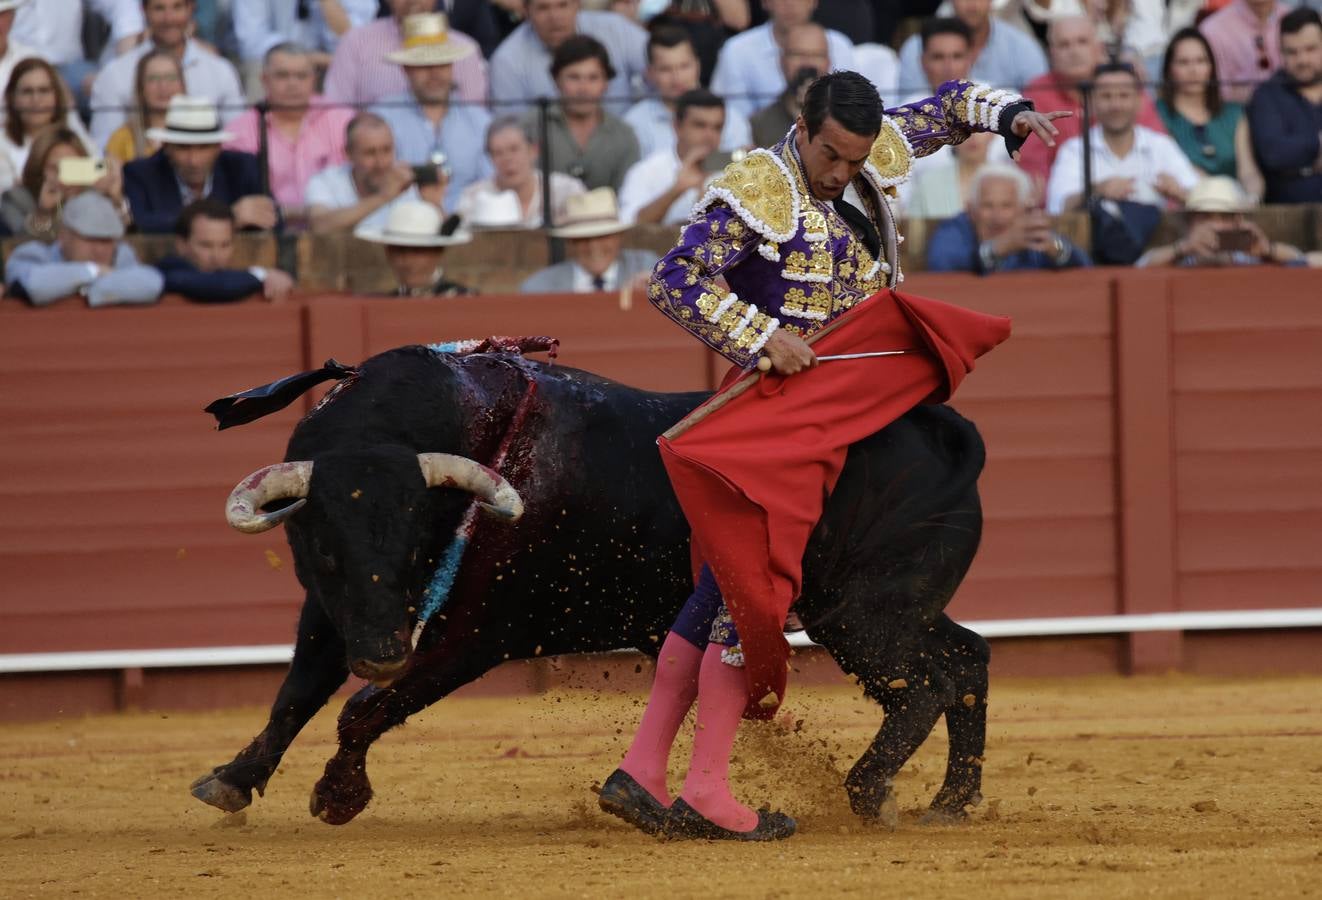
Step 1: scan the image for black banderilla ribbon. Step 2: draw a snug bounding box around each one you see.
[204,359,358,431]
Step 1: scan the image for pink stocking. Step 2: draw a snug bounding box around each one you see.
[679,643,759,832]
[617,631,702,805]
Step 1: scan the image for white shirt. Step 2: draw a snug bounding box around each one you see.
[232,0,378,61]
[570,259,620,292]
[13,0,81,64]
[618,148,705,225]
[711,23,856,119]
[90,0,146,47]
[304,163,427,231]
[622,97,752,159]
[89,40,244,150]
[1045,124,1202,214]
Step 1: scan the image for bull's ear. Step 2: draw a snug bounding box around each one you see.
[226,462,313,533]
[417,453,524,521]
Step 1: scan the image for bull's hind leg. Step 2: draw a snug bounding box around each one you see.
[807,601,954,827]
[845,647,954,826]
[191,595,348,813]
[925,615,990,821]
[310,649,499,825]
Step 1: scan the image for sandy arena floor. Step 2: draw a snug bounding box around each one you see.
[0,673,1319,898]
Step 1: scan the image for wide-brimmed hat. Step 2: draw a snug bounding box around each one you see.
[1184,176,1250,214]
[386,13,474,67]
[145,95,234,145]
[0,1,30,12]
[467,188,524,229]
[355,201,473,247]
[63,191,125,240]
[549,188,629,239]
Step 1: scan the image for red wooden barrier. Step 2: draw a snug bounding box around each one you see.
[2,273,1320,718]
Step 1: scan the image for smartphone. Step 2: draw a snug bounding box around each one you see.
[1216,227,1255,253]
[58,157,107,187]
[411,164,441,187]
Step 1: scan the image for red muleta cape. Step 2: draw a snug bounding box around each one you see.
[658,289,1012,719]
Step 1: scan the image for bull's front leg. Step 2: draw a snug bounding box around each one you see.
[310,644,502,825]
[191,594,348,813]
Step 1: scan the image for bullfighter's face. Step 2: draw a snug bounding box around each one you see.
[794,115,874,201]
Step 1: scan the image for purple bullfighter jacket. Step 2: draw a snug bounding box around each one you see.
[647,79,1031,368]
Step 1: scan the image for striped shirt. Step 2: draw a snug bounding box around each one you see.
[323,17,488,110]
[225,97,355,208]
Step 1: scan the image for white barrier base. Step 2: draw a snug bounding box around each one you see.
[2,608,1320,675]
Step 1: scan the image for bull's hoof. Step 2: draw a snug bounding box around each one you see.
[922,790,981,825]
[309,758,373,825]
[190,769,253,813]
[845,770,898,828]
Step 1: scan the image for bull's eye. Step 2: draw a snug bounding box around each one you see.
[314,539,337,572]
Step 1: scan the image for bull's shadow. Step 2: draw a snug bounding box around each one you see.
[191,345,989,830]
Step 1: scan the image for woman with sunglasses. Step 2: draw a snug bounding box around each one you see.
[1156,28,1264,198]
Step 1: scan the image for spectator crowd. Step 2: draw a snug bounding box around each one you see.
[1,0,1319,306]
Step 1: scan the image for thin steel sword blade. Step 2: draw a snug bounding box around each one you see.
[815,349,918,362]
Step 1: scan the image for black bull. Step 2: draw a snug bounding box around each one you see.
[191,345,991,827]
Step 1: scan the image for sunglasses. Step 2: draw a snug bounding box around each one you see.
[1255,34,1270,72]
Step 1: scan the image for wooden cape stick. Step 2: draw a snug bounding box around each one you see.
[661,313,859,441]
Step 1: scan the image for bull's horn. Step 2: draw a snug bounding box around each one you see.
[225,461,313,534]
[417,453,523,521]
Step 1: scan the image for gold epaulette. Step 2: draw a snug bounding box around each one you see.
[693,149,801,245]
[866,118,915,189]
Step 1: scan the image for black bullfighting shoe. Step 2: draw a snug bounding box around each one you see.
[598,769,670,836]
[663,798,797,842]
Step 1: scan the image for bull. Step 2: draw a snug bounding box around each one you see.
[190,343,991,828]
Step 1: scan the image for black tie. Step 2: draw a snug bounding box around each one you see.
[832,197,882,260]
[592,275,607,291]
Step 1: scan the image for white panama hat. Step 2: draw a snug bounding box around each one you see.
[549,188,630,239]
[0,1,30,12]
[145,95,235,145]
[355,201,473,247]
[386,13,475,67]
[466,189,525,229]
[1184,176,1250,214]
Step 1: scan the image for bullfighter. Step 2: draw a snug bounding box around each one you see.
[598,70,1068,841]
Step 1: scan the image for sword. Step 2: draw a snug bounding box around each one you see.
[755,349,918,372]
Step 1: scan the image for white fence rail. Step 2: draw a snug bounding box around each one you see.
[2,608,1320,675]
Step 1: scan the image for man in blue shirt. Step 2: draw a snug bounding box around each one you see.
[5,192,163,307]
[897,0,1047,95]
[927,162,1091,274]
[372,12,493,212]
[490,0,647,110]
[711,0,855,119]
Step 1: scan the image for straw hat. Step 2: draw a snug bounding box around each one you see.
[466,189,524,229]
[355,201,473,247]
[549,188,630,239]
[386,13,475,67]
[145,95,235,145]
[1184,176,1250,214]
